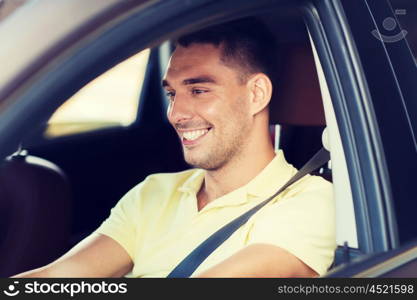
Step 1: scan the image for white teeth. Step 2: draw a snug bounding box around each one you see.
[183,129,209,141]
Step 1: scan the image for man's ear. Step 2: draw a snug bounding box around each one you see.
[247,73,273,116]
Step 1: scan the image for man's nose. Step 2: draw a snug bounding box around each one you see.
[167,92,194,124]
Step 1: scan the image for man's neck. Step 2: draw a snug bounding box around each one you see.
[197,145,276,211]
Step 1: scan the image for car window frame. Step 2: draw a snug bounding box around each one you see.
[304,0,402,258]
[338,0,417,246]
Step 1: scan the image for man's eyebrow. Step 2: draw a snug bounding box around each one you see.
[182,76,217,85]
[162,76,217,88]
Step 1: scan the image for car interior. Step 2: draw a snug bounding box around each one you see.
[0,6,361,277]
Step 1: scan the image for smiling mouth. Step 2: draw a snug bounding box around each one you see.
[180,127,212,145]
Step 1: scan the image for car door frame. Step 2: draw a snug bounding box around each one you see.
[305,0,417,276]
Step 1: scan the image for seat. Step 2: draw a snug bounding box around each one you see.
[0,149,72,277]
[268,42,331,180]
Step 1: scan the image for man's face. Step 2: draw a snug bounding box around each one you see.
[163,43,252,170]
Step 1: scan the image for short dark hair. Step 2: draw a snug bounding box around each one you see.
[176,17,277,82]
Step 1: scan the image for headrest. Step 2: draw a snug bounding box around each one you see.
[269,43,326,126]
[322,127,330,151]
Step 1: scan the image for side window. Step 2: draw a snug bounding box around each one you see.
[45,49,150,138]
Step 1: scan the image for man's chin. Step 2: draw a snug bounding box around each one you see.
[184,153,208,169]
[184,155,222,171]
[184,157,204,169]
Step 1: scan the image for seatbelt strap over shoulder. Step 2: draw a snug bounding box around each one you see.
[167,147,330,278]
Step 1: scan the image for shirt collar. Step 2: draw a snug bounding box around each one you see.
[177,150,296,208]
[245,150,296,198]
[178,168,205,194]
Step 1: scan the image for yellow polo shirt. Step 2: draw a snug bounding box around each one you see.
[95,150,336,277]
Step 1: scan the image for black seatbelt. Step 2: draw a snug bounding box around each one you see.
[167,147,330,278]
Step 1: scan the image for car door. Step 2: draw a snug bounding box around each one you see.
[307,0,417,276]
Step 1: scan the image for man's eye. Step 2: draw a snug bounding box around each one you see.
[192,89,207,95]
[166,91,175,99]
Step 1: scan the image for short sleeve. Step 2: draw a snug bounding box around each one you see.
[94,183,143,261]
[247,177,336,276]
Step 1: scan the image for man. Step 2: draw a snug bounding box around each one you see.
[15,18,335,278]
